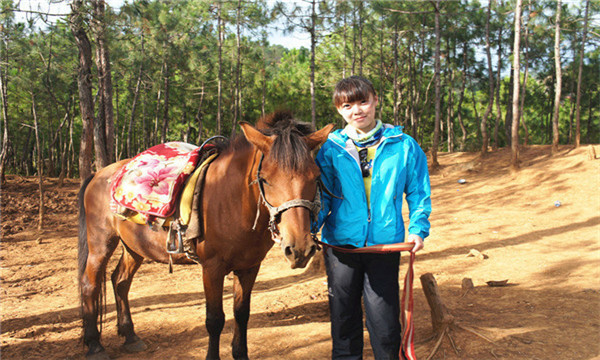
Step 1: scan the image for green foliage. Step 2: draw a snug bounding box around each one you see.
[1,0,598,177]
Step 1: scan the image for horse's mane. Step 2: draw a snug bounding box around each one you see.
[224,111,315,171]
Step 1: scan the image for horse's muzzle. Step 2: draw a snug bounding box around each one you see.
[281,236,318,269]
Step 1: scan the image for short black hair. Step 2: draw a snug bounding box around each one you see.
[333,76,377,108]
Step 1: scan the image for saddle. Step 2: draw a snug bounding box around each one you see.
[109,141,221,261]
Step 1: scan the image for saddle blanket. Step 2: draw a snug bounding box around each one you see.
[110,142,202,219]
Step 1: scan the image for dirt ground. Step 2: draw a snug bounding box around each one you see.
[1,144,599,360]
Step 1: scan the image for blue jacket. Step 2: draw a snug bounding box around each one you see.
[315,124,431,247]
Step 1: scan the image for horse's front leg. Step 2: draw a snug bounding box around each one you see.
[231,266,260,360]
[203,264,226,360]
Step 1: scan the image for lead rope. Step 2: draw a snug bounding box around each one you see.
[316,241,417,360]
[402,251,417,360]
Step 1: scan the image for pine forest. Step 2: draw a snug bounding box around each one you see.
[0,0,598,181]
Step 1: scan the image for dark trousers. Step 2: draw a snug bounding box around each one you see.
[324,247,401,360]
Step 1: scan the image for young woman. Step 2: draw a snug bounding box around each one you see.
[316,76,431,360]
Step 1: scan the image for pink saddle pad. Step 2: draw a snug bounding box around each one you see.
[110,142,201,218]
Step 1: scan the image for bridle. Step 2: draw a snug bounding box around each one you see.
[250,153,322,240]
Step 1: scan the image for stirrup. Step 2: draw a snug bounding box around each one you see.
[166,220,184,254]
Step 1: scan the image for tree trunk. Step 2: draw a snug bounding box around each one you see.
[431,0,441,168]
[161,54,170,143]
[195,82,205,144]
[357,0,363,76]
[511,0,523,171]
[520,2,531,146]
[128,33,144,158]
[457,42,468,152]
[231,0,242,137]
[0,36,9,186]
[32,94,44,230]
[309,0,317,127]
[446,39,455,153]
[92,0,115,164]
[552,0,562,153]
[69,0,95,182]
[392,24,399,126]
[494,21,503,151]
[575,0,590,147]
[217,2,223,135]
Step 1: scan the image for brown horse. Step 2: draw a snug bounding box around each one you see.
[78,112,334,359]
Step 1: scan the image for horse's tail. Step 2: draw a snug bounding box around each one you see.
[78,175,94,282]
[78,174,106,338]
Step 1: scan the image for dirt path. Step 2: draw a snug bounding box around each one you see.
[2,145,599,359]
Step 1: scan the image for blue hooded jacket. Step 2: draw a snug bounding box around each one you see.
[315,124,431,247]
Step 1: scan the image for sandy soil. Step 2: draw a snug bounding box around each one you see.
[1,145,599,360]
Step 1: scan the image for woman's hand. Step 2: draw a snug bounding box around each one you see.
[408,234,424,253]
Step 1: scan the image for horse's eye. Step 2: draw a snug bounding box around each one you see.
[260,178,270,186]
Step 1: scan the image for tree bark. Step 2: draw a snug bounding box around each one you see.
[392,24,399,126]
[357,0,363,76]
[69,0,95,182]
[127,33,144,158]
[575,0,590,147]
[230,0,242,136]
[309,0,317,127]
[552,0,562,153]
[494,20,503,151]
[216,2,223,135]
[457,42,468,152]
[161,52,170,143]
[0,34,9,186]
[32,94,44,230]
[91,0,115,164]
[519,2,531,146]
[431,0,441,168]
[511,0,523,171]
[195,82,205,144]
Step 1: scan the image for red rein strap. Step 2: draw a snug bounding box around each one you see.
[316,240,418,360]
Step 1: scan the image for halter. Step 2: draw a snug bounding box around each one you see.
[251,154,322,239]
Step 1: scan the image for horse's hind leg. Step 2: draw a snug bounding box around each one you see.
[231,265,260,360]
[80,237,119,359]
[111,244,147,353]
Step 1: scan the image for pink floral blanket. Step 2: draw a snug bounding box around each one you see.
[110,142,202,219]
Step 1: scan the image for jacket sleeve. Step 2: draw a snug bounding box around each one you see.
[315,144,334,231]
[404,140,432,239]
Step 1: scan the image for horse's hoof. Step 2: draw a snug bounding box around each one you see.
[86,350,111,360]
[121,337,148,353]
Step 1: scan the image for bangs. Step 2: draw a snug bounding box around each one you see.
[333,76,376,107]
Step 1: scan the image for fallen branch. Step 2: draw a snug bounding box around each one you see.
[426,325,448,360]
[455,323,496,344]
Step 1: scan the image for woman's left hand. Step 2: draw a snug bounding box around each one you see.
[408,234,424,253]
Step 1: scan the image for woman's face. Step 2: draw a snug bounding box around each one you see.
[336,94,378,134]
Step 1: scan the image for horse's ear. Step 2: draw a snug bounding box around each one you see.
[240,122,274,154]
[305,123,335,150]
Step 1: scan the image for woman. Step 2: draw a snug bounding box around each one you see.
[316,76,431,360]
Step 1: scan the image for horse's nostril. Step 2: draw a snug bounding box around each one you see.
[307,245,317,258]
[284,246,293,257]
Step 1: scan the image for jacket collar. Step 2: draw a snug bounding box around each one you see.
[329,123,403,147]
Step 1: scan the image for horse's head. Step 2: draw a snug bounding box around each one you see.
[240,116,333,269]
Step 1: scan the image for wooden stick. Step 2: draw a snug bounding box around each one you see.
[426,326,448,360]
[446,329,459,355]
[455,323,496,344]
